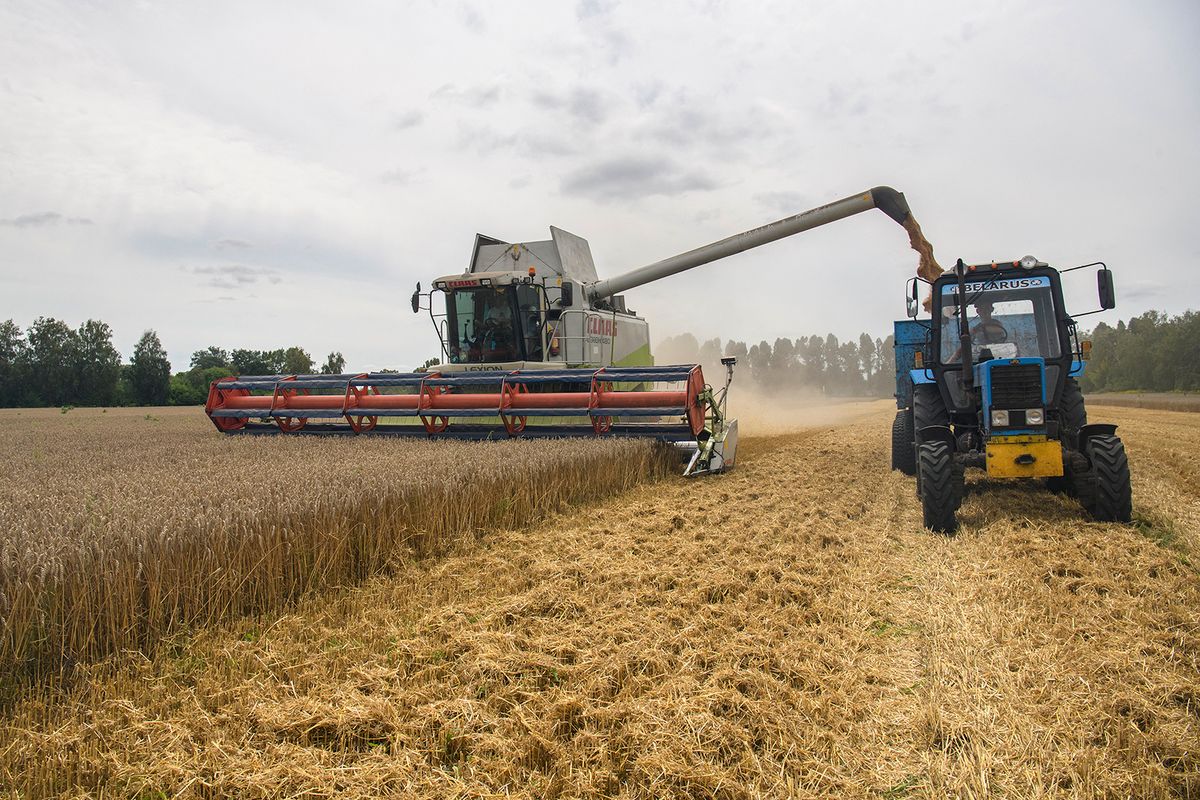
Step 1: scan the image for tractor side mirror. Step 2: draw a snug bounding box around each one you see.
[1097,269,1116,310]
[905,278,919,318]
[411,282,421,314]
[559,282,574,308]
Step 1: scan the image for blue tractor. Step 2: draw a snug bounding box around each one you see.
[891,256,1131,533]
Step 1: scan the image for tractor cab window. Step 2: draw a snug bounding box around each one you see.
[939,276,1061,364]
[446,286,520,363]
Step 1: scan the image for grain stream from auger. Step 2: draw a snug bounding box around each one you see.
[3,405,1198,798]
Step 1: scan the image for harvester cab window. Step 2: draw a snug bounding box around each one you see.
[940,278,1061,364]
[447,287,520,363]
[515,284,545,362]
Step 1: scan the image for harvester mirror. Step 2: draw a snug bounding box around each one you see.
[411,282,421,314]
[1097,269,1116,310]
[905,278,919,318]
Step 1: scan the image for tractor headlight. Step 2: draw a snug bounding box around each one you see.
[991,409,1010,427]
[1026,408,1044,425]
[1019,255,1038,270]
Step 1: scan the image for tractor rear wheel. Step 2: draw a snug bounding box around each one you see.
[918,441,963,534]
[913,384,949,439]
[891,410,916,475]
[1082,435,1132,522]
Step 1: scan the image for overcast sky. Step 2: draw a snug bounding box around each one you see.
[2,0,1197,372]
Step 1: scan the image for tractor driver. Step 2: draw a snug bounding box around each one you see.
[969,299,1008,346]
[948,298,1009,362]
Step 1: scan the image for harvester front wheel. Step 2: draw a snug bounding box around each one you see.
[891,410,916,475]
[918,441,963,534]
[1083,435,1132,523]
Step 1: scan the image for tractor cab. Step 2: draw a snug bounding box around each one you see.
[892,255,1130,533]
[929,258,1077,430]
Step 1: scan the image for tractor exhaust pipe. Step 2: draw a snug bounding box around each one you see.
[587,186,915,301]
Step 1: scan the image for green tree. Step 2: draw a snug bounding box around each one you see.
[26,317,79,406]
[768,337,795,387]
[656,333,700,366]
[168,373,207,405]
[190,346,230,370]
[231,349,270,375]
[282,346,314,375]
[129,330,171,405]
[858,333,876,385]
[839,340,862,395]
[0,320,27,407]
[73,319,122,406]
[320,351,346,374]
[746,340,771,386]
[872,335,894,397]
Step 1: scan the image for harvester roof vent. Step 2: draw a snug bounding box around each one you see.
[467,226,599,283]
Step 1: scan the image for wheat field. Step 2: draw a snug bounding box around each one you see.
[1,402,1198,797]
[0,407,674,690]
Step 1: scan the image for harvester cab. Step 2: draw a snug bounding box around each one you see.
[414,227,650,373]
[891,256,1131,532]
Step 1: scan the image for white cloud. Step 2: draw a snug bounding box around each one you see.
[0,0,1196,373]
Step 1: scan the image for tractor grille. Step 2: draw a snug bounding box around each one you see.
[989,363,1042,409]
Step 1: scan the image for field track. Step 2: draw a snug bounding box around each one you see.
[4,403,1199,798]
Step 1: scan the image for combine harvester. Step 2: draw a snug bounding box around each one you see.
[892,256,1132,531]
[207,186,922,475]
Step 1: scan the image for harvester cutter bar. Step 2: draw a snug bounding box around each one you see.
[221,421,698,441]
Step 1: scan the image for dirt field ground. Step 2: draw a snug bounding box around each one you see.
[1086,392,1200,413]
[3,403,1198,798]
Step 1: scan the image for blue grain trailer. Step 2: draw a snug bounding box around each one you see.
[891,256,1131,532]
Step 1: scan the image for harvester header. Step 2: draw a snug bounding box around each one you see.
[205,364,739,476]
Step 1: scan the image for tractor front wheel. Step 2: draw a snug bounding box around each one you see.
[1082,435,1132,522]
[913,384,949,434]
[918,441,964,534]
[891,410,916,475]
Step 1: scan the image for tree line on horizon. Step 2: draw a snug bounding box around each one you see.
[664,308,1200,398]
[657,331,897,397]
[1,310,1194,408]
[1080,310,1200,393]
[0,317,345,408]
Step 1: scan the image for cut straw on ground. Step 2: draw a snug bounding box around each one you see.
[1,403,1196,797]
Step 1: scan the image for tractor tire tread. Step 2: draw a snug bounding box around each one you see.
[918,441,963,534]
[1059,378,1087,449]
[1086,434,1132,523]
[892,410,917,475]
[913,384,949,438]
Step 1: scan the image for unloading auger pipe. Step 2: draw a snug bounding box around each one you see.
[586,186,912,301]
